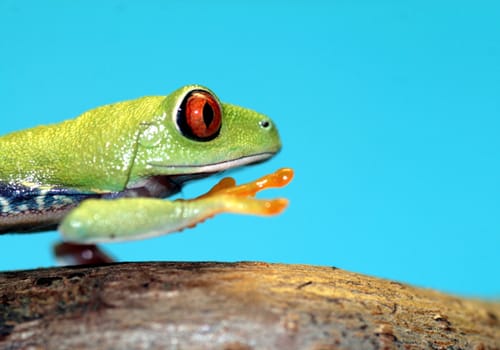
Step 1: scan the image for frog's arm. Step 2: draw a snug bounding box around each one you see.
[59,168,293,243]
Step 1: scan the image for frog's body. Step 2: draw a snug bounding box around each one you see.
[0,85,290,243]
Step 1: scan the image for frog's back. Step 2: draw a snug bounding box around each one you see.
[0,95,165,191]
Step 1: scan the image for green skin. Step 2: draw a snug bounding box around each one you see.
[0,85,281,243]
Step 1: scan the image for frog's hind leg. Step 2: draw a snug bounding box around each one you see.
[53,242,114,265]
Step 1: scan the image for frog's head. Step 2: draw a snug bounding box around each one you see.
[130,85,281,184]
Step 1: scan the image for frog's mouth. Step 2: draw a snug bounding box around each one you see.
[130,152,276,198]
[147,151,276,174]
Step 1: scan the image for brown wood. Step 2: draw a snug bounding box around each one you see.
[1,262,499,349]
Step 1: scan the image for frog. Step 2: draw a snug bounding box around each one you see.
[0,84,293,264]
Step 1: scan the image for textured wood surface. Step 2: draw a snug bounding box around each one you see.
[1,262,499,349]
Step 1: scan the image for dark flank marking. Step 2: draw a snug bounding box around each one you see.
[0,182,99,215]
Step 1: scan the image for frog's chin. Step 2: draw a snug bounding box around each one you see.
[148,151,276,175]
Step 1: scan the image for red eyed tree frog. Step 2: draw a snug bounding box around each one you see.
[0,85,292,263]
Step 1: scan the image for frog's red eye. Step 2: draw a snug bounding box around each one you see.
[177,90,222,141]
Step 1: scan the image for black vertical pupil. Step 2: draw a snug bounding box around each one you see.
[203,102,214,127]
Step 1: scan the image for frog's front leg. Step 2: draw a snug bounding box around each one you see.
[59,168,293,244]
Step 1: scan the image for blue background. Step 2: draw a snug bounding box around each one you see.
[1,1,498,298]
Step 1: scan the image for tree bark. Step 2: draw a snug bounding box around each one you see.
[0,262,498,349]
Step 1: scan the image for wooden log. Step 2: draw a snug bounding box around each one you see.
[1,262,498,349]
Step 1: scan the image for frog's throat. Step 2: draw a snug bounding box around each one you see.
[147,152,276,174]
